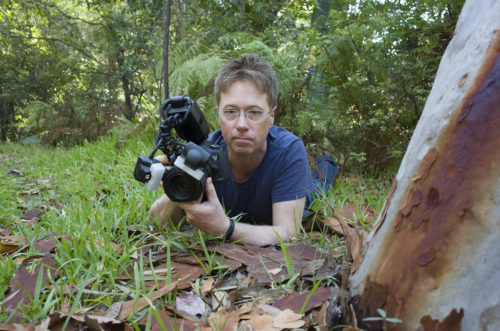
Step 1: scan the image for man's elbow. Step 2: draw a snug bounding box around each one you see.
[272,225,299,244]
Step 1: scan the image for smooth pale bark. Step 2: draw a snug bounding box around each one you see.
[349,0,500,330]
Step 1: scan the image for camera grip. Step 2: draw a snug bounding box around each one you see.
[145,163,165,191]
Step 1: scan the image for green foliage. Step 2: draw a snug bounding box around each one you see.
[168,53,224,128]
[298,0,464,171]
[0,0,465,173]
[0,0,163,142]
[20,99,114,145]
[0,127,160,323]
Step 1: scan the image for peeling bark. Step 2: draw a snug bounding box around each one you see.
[349,1,500,330]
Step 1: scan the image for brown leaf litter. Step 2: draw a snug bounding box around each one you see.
[1,204,367,330]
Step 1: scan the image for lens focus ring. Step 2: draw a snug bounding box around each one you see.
[163,168,204,202]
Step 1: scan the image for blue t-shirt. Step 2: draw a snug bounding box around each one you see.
[208,126,313,225]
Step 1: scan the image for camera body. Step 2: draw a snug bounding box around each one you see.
[133,96,230,202]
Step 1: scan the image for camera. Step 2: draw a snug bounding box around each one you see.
[133,96,230,202]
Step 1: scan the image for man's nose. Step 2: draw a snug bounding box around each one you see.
[235,112,250,128]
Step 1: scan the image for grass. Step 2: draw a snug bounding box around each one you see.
[0,123,394,325]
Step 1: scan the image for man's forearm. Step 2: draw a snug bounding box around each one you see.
[229,222,297,246]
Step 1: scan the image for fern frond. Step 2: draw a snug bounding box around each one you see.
[169,54,224,97]
[169,40,203,69]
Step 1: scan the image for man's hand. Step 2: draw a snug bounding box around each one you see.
[155,154,170,166]
[152,174,306,246]
[176,177,231,237]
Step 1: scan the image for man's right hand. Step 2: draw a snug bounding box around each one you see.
[175,177,231,238]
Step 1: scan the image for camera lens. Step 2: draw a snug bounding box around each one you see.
[163,168,204,202]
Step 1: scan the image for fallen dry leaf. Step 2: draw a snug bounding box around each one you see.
[214,244,284,283]
[0,235,29,256]
[21,208,43,221]
[42,311,133,331]
[268,267,282,275]
[207,310,239,331]
[213,243,329,283]
[0,323,37,331]
[138,309,207,331]
[3,254,60,322]
[103,302,123,319]
[240,309,266,320]
[273,309,305,329]
[200,277,215,297]
[170,261,205,288]
[240,312,280,331]
[0,228,10,236]
[0,242,18,254]
[163,303,206,323]
[118,280,180,319]
[93,237,122,253]
[175,292,206,319]
[257,304,282,317]
[0,232,354,330]
[33,237,59,254]
[333,212,367,273]
[59,300,72,315]
[338,203,375,223]
[6,169,24,177]
[312,301,329,330]
[324,216,345,234]
[272,287,332,314]
[211,290,227,312]
[324,203,374,236]
[0,235,26,246]
[236,301,254,315]
[45,312,86,330]
[84,314,131,331]
[123,261,204,291]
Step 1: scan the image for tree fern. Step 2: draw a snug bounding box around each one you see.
[169,53,224,98]
[169,41,203,69]
[216,32,256,51]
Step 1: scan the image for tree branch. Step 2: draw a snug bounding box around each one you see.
[1,33,105,67]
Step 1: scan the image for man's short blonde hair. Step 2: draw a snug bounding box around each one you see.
[214,54,278,109]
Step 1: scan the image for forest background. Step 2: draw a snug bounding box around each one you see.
[0,0,471,327]
[0,0,465,173]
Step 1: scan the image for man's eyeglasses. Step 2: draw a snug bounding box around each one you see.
[220,109,270,122]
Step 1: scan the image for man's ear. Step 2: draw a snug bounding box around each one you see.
[270,106,277,127]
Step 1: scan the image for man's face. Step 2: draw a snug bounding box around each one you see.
[218,80,275,159]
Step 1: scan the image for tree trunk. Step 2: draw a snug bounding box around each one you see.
[0,87,7,141]
[349,1,500,330]
[107,54,119,122]
[117,49,135,120]
[173,0,185,42]
[162,0,172,101]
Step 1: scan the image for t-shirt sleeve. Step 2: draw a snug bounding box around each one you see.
[271,139,313,203]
